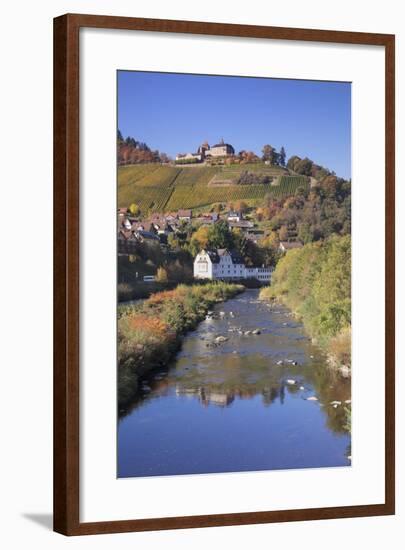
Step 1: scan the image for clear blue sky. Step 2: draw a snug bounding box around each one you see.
[118,71,351,179]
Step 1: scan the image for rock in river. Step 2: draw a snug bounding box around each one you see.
[339,365,351,378]
[215,336,228,343]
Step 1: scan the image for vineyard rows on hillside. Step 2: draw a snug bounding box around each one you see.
[118,164,181,188]
[165,179,309,211]
[118,186,174,212]
[118,164,161,186]
[118,164,309,213]
[278,175,309,191]
[173,167,218,186]
[220,164,287,176]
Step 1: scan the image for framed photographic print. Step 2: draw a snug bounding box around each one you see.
[53,14,395,535]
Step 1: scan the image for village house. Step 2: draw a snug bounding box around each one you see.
[117,229,138,254]
[148,214,174,236]
[194,212,219,225]
[248,229,267,244]
[227,210,243,223]
[136,230,160,242]
[118,207,129,217]
[194,249,272,283]
[132,220,157,234]
[118,211,184,241]
[177,209,192,222]
[165,213,178,223]
[228,219,255,230]
[118,213,141,232]
[122,218,132,230]
[279,241,304,253]
[157,222,174,236]
[175,152,202,162]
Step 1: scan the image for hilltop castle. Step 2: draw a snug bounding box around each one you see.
[176,139,235,163]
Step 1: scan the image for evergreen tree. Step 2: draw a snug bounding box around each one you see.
[279,146,286,167]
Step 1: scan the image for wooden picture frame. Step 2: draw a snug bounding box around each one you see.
[54,13,395,535]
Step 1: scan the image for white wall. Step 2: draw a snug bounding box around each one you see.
[0,0,403,548]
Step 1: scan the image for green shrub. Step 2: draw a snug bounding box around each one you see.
[260,235,351,366]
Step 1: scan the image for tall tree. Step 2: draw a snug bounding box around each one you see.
[279,225,289,241]
[233,200,248,213]
[279,146,286,167]
[262,144,281,165]
[287,155,301,171]
[208,220,234,249]
[295,157,313,176]
[262,144,275,163]
[189,226,210,256]
[155,266,169,283]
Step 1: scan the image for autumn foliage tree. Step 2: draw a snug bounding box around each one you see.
[129,203,141,216]
[155,266,169,283]
[189,226,210,256]
[117,130,170,165]
[238,150,259,163]
[233,200,248,213]
[261,176,350,244]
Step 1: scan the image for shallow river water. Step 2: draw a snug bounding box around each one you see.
[118,289,351,478]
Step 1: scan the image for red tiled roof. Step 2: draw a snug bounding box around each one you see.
[178,209,192,217]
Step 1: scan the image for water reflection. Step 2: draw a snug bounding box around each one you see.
[118,289,351,477]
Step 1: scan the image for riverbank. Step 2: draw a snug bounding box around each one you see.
[118,281,177,302]
[118,281,244,408]
[260,235,351,373]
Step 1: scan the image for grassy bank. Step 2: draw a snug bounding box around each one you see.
[260,235,351,370]
[118,281,177,302]
[118,281,244,408]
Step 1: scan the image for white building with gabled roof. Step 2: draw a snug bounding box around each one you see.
[193,249,272,283]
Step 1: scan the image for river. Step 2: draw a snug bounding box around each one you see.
[118,289,351,478]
